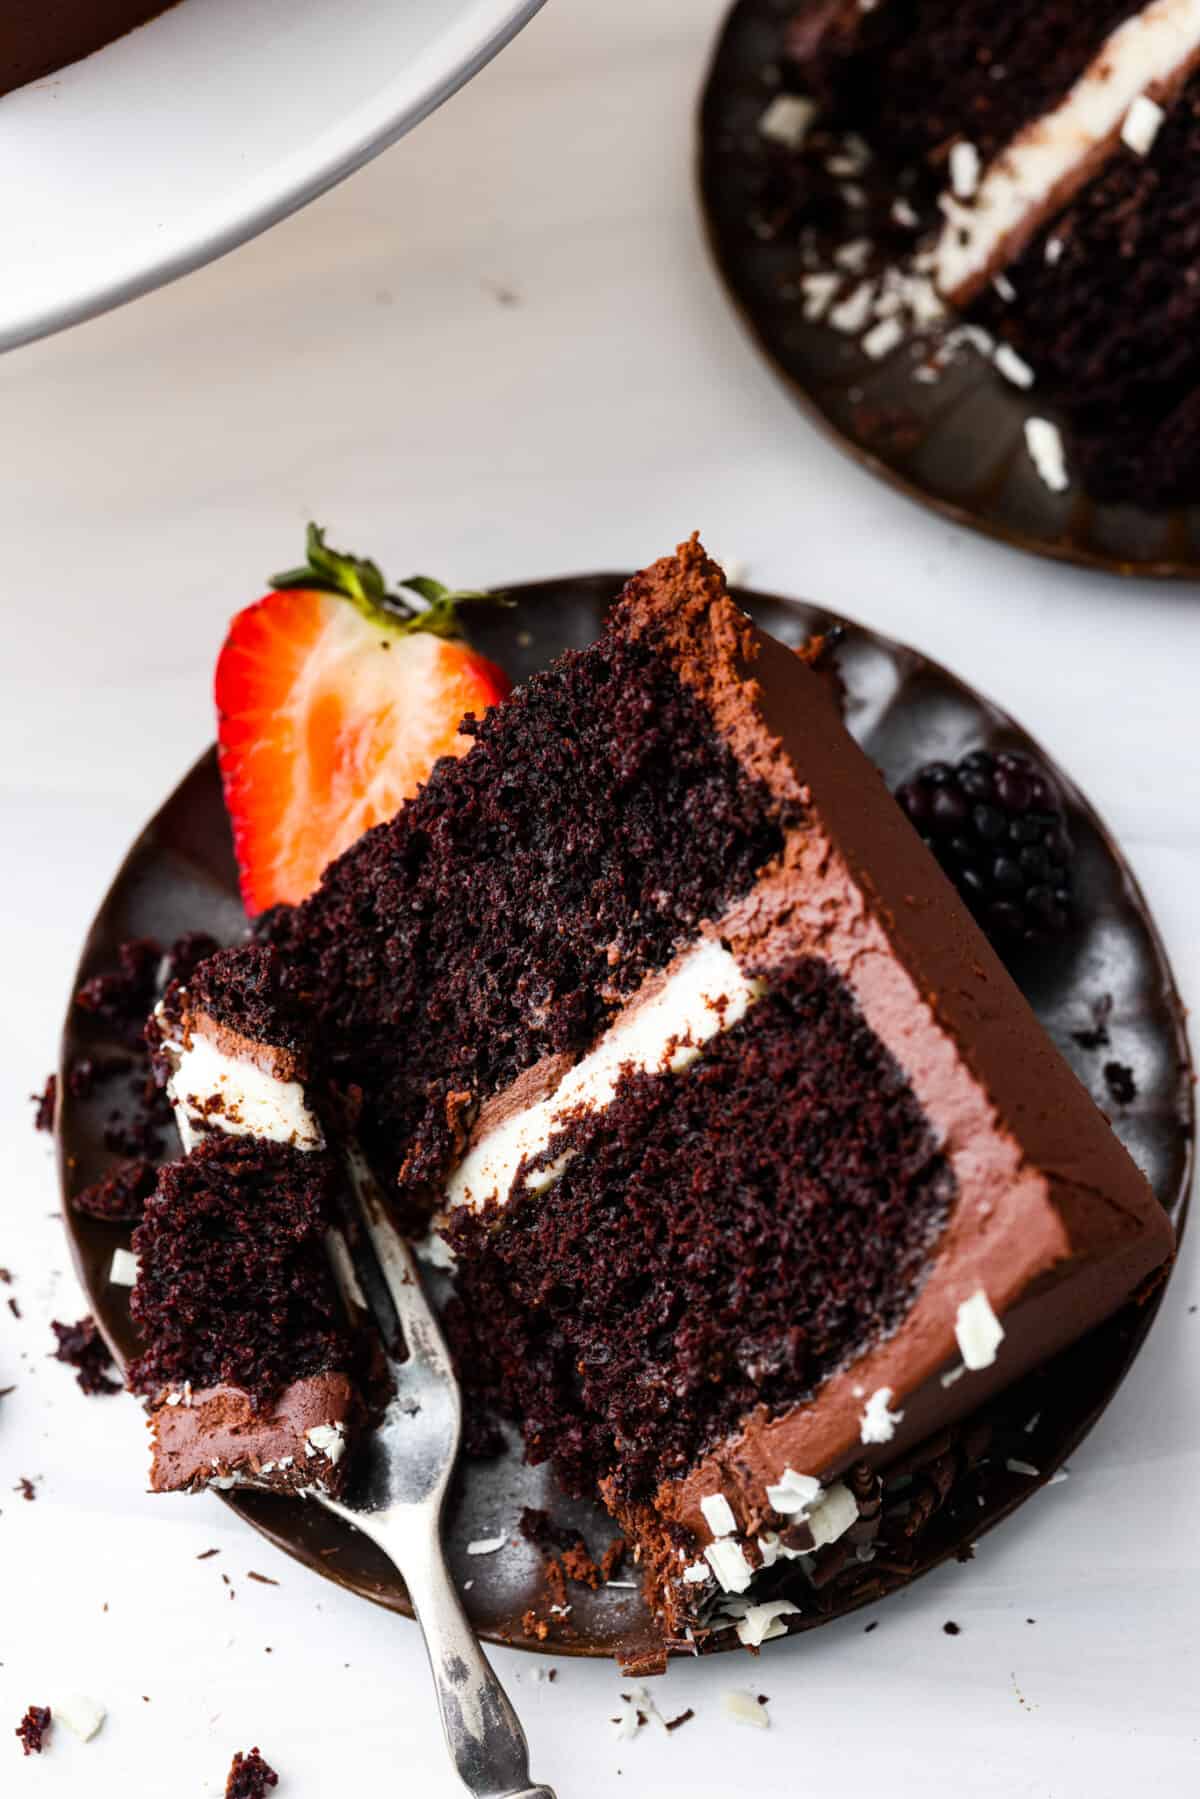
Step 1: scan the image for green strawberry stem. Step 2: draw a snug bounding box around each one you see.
[270,523,506,641]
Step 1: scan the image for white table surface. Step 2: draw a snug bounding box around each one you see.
[1,3,1198,1794]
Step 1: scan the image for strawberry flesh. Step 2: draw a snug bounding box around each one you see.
[217,584,509,914]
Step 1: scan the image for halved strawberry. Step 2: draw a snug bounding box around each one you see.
[216,524,511,915]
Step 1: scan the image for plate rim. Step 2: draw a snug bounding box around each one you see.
[0,0,548,355]
[57,575,1196,1658]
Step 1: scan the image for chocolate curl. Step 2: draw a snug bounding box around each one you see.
[846,1459,883,1546]
[807,1538,855,1590]
[903,1449,960,1540]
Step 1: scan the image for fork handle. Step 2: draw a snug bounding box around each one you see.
[401,1530,556,1799]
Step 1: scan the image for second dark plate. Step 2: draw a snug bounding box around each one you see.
[59,574,1193,1669]
[699,0,1200,578]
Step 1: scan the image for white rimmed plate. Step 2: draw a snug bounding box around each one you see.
[0,0,546,352]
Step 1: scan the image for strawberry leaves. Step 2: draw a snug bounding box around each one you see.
[271,524,503,640]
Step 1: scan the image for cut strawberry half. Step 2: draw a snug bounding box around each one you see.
[216,525,511,915]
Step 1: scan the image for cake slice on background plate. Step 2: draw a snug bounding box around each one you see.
[130,535,1173,1645]
[777,0,1200,505]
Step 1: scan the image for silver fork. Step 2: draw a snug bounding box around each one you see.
[316,1150,555,1799]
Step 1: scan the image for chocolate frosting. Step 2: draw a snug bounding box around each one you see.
[148,1373,357,1496]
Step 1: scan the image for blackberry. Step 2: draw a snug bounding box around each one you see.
[895,749,1074,947]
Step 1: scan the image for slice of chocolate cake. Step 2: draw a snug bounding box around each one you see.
[205,536,1171,1640]
[780,0,1200,505]
[133,948,364,1495]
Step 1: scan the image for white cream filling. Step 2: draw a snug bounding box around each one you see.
[935,0,1200,298]
[445,939,764,1214]
[155,1001,323,1154]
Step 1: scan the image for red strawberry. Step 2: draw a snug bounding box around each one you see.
[216,524,511,915]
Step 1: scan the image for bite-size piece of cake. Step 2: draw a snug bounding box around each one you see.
[133,947,365,1495]
[130,1137,360,1495]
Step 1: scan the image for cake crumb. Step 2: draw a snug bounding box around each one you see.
[15,1705,50,1755]
[14,1475,36,1501]
[943,1620,962,1636]
[32,1076,56,1133]
[51,1316,121,1396]
[73,1158,158,1223]
[1103,1061,1137,1106]
[1072,997,1113,1051]
[225,1746,278,1797]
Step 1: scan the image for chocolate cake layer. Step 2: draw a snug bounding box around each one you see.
[449,956,957,1503]
[268,597,797,1217]
[0,1,173,99]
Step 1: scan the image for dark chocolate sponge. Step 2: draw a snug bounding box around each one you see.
[448,958,954,1505]
[129,1137,349,1408]
[275,631,794,1214]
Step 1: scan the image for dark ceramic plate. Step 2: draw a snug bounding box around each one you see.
[699,0,1200,578]
[59,575,1193,1668]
